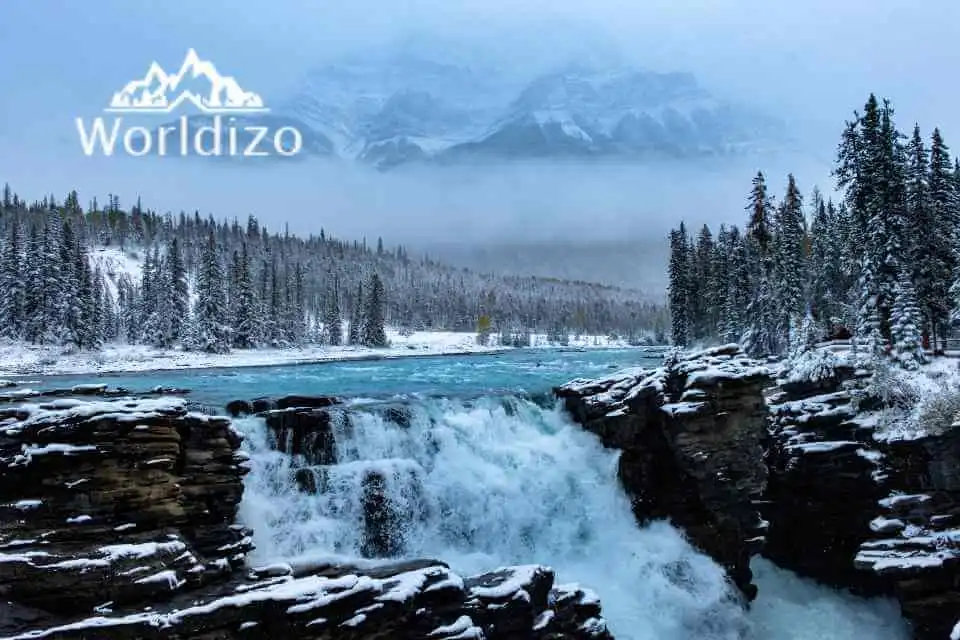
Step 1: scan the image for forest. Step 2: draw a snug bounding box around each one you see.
[668,94,960,368]
[0,188,667,353]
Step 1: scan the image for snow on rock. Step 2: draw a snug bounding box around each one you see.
[0,394,252,617]
[2,561,613,639]
[764,346,960,639]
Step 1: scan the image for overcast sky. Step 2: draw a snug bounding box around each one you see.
[0,0,956,247]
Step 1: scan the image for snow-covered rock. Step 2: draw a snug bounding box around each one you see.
[763,351,960,639]
[555,344,771,599]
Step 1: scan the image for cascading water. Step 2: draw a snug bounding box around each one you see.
[235,395,909,640]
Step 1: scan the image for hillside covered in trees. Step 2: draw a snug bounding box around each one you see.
[668,94,960,368]
[0,187,666,354]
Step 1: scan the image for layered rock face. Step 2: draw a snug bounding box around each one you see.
[555,345,771,599]
[0,395,252,618]
[764,354,960,639]
[1,391,614,639]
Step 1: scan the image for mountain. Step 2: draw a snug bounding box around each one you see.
[451,68,785,159]
[141,46,787,168]
[264,51,787,169]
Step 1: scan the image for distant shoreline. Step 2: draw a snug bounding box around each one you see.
[0,338,664,380]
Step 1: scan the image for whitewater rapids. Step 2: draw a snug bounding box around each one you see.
[235,396,908,639]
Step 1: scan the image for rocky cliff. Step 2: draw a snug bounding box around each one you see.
[764,350,960,639]
[554,344,771,600]
[1,390,614,639]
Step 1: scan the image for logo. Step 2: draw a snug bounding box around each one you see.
[76,49,302,158]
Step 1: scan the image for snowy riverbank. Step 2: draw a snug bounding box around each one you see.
[0,330,649,377]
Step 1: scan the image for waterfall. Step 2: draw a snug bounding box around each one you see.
[235,395,908,640]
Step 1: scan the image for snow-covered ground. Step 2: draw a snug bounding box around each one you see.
[0,330,640,377]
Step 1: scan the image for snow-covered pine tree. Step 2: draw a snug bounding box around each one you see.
[363,273,388,347]
[927,129,957,351]
[668,223,691,346]
[712,225,731,336]
[190,231,230,353]
[75,243,100,349]
[0,222,25,338]
[691,224,715,341]
[348,281,364,345]
[139,246,166,347]
[232,243,258,349]
[324,275,343,346]
[742,171,779,356]
[890,267,926,369]
[773,174,807,337]
[720,226,750,343]
[166,238,189,345]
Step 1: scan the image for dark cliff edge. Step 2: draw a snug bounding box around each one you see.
[764,353,959,639]
[0,388,614,640]
[555,343,960,639]
[554,344,771,601]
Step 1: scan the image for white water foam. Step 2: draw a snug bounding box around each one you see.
[235,396,909,640]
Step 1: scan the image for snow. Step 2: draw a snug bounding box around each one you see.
[469,565,543,600]
[66,515,92,524]
[878,494,931,509]
[785,441,859,455]
[533,610,555,631]
[8,499,42,510]
[661,401,706,416]
[951,620,960,640]
[0,330,640,377]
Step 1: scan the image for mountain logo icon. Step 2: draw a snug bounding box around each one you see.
[106,48,269,114]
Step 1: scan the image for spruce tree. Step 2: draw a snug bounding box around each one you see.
[668,223,691,346]
[773,174,807,328]
[691,224,715,340]
[348,282,364,345]
[929,129,955,351]
[325,275,343,346]
[743,172,779,356]
[363,273,388,347]
[232,243,258,348]
[191,231,230,353]
[167,238,189,345]
[890,267,926,369]
[0,222,24,338]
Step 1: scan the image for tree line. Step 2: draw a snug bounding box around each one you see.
[668,94,960,368]
[0,186,666,352]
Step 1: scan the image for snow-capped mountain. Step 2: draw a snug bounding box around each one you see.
[441,66,786,161]
[109,49,266,113]
[172,46,786,168]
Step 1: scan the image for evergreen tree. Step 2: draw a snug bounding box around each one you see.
[363,273,388,347]
[720,226,750,343]
[691,224,715,340]
[325,275,343,346]
[191,231,230,353]
[743,171,779,356]
[167,238,189,344]
[232,243,258,348]
[890,267,926,369]
[668,223,691,346]
[773,174,807,327]
[21,225,43,343]
[348,282,364,346]
[0,222,24,338]
[926,129,956,351]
